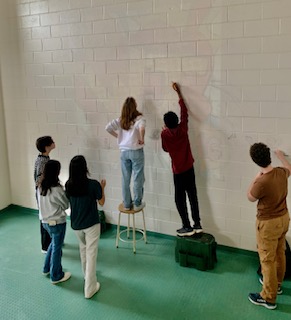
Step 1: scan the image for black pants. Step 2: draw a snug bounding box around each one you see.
[40,221,51,251]
[174,166,200,229]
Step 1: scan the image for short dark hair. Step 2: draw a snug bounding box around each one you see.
[250,143,271,168]
[163,111,179,129]
[36,136,54,153]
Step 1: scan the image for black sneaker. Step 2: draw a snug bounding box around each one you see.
[248,293,277,310]
[176,227,195,237]
[259,276,282,295]
[193,224,203,233]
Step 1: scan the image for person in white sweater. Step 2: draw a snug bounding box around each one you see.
[37,160,70,284]
[105,97,146,211]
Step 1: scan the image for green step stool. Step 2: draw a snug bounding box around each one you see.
[175,233,217,271]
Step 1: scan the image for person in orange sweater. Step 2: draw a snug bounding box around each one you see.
[247,143,290,310]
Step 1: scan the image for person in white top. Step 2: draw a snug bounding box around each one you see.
[37,160,71,284]
[106,97,146,210]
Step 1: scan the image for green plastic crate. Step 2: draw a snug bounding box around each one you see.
[175,233,217,271]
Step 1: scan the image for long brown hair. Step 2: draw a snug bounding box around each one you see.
[120,97,142,130]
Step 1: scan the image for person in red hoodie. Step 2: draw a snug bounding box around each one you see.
[161,82,203,237]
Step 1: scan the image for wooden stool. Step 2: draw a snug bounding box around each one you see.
[116,203,147,253]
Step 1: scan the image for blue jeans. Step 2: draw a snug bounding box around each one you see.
[120,148,145,208]
[43,223,66,282]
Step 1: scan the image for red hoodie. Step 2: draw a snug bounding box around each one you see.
[161,98,194,174]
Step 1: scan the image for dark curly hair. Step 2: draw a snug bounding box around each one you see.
[249,143,271,168]
[164,111,179,129]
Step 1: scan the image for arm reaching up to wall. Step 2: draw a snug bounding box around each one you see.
[275,150,291,176]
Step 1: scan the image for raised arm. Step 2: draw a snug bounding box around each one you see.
[172,82,188,128]
[275,150,291,176]
[172,82,183,100]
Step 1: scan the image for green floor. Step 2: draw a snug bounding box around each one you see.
[1,206,291,320]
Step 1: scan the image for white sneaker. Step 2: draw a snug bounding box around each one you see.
[41,249,47,254]
[51,272,71,284]
[85,282,101,299]
[134,202,145,211]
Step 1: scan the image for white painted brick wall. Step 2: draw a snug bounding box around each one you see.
[43,37,61,50]
[118,46,141,60]
[93,19,115,34]
[60,62,84,74]
[40,12,60,26]
[60,10,80,24]
[54,75,74,87]
[142,44,167,59]
[81,7,103,22]
[32,26,51,39]
[139,13,167,30]
[35,75,54,87]
[23,39,42,51]
[48,0,70,13]
[130,30,153,45]
[83,35,105,48]
[105,32,129,46]
[70,0,91,10]
[1,0,291,251]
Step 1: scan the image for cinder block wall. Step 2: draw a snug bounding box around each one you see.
[1,0,291,250]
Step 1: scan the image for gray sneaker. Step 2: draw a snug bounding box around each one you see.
[193,224,203,233]
[177,227,195,237]
[134,202,145,211]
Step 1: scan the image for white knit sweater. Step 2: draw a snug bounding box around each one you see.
[37,186,69,224]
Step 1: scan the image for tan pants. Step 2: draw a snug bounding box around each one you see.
[256,213,290,303]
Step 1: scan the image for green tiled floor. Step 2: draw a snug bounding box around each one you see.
[1,205,291,320]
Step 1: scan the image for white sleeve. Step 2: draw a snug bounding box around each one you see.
[105,118,120,133]
[52,187,69,210]
[136,116,146,128]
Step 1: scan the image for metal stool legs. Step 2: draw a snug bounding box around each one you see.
[116,204,147,253]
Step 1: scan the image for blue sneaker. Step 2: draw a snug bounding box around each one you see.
[248,293,277,310]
